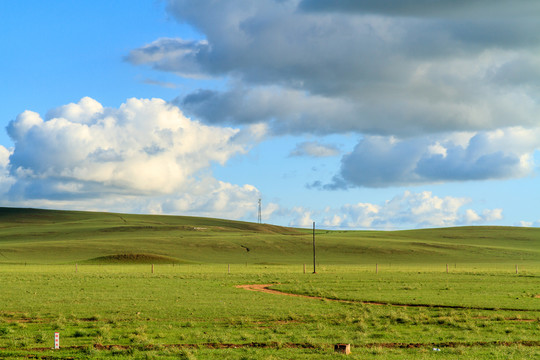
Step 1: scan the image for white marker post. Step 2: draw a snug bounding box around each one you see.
[54,332,60,349]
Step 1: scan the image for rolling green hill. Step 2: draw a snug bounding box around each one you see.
[0,207,539,265]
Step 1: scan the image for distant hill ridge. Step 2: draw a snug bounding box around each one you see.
[0,207,538,265]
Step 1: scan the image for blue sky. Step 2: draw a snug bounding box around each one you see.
[1,0,540,229]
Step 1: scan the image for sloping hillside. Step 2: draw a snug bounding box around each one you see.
[0,207,538,264]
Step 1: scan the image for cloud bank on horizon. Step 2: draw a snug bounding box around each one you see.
[2,0,539,229]
[291,190,502,229]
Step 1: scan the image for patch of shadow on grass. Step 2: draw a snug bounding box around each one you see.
[82,253,191,264]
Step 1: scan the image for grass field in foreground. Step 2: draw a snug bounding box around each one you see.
[0,264,538,359]
[0,208,539,358]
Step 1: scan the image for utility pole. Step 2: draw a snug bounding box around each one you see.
[312,221,316,274]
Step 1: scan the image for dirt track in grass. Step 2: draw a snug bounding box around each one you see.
[236,284,539,313]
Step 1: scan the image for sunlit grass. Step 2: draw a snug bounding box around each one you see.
[0,208,538,358]
[0,264,538,359]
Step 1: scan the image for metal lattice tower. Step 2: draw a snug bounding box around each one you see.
[258,198,262,224]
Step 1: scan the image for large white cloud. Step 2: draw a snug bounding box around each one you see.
[3,97,264,219]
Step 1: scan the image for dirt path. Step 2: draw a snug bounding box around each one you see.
[235,284,345,301]
[236,284,539,313]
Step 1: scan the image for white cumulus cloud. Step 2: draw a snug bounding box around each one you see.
[289,206,314,228]
[327,127,539,188]
[2,97,264,220]
[0,146,14,196]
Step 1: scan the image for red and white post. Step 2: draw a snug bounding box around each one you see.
[54,332,60,349]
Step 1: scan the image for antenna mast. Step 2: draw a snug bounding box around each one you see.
[258,198,262,224]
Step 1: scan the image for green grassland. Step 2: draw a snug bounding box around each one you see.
[0,207,539,359]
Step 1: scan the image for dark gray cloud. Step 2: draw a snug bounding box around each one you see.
[128,0,540,186]
[490,55,540,88]
[178,86,366,135]
[132,0,540,136]
[179,81,539,137]
[153,0,540,82]
[299,0,540,19]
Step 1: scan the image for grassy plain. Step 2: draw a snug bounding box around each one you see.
[0,208,539,359]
